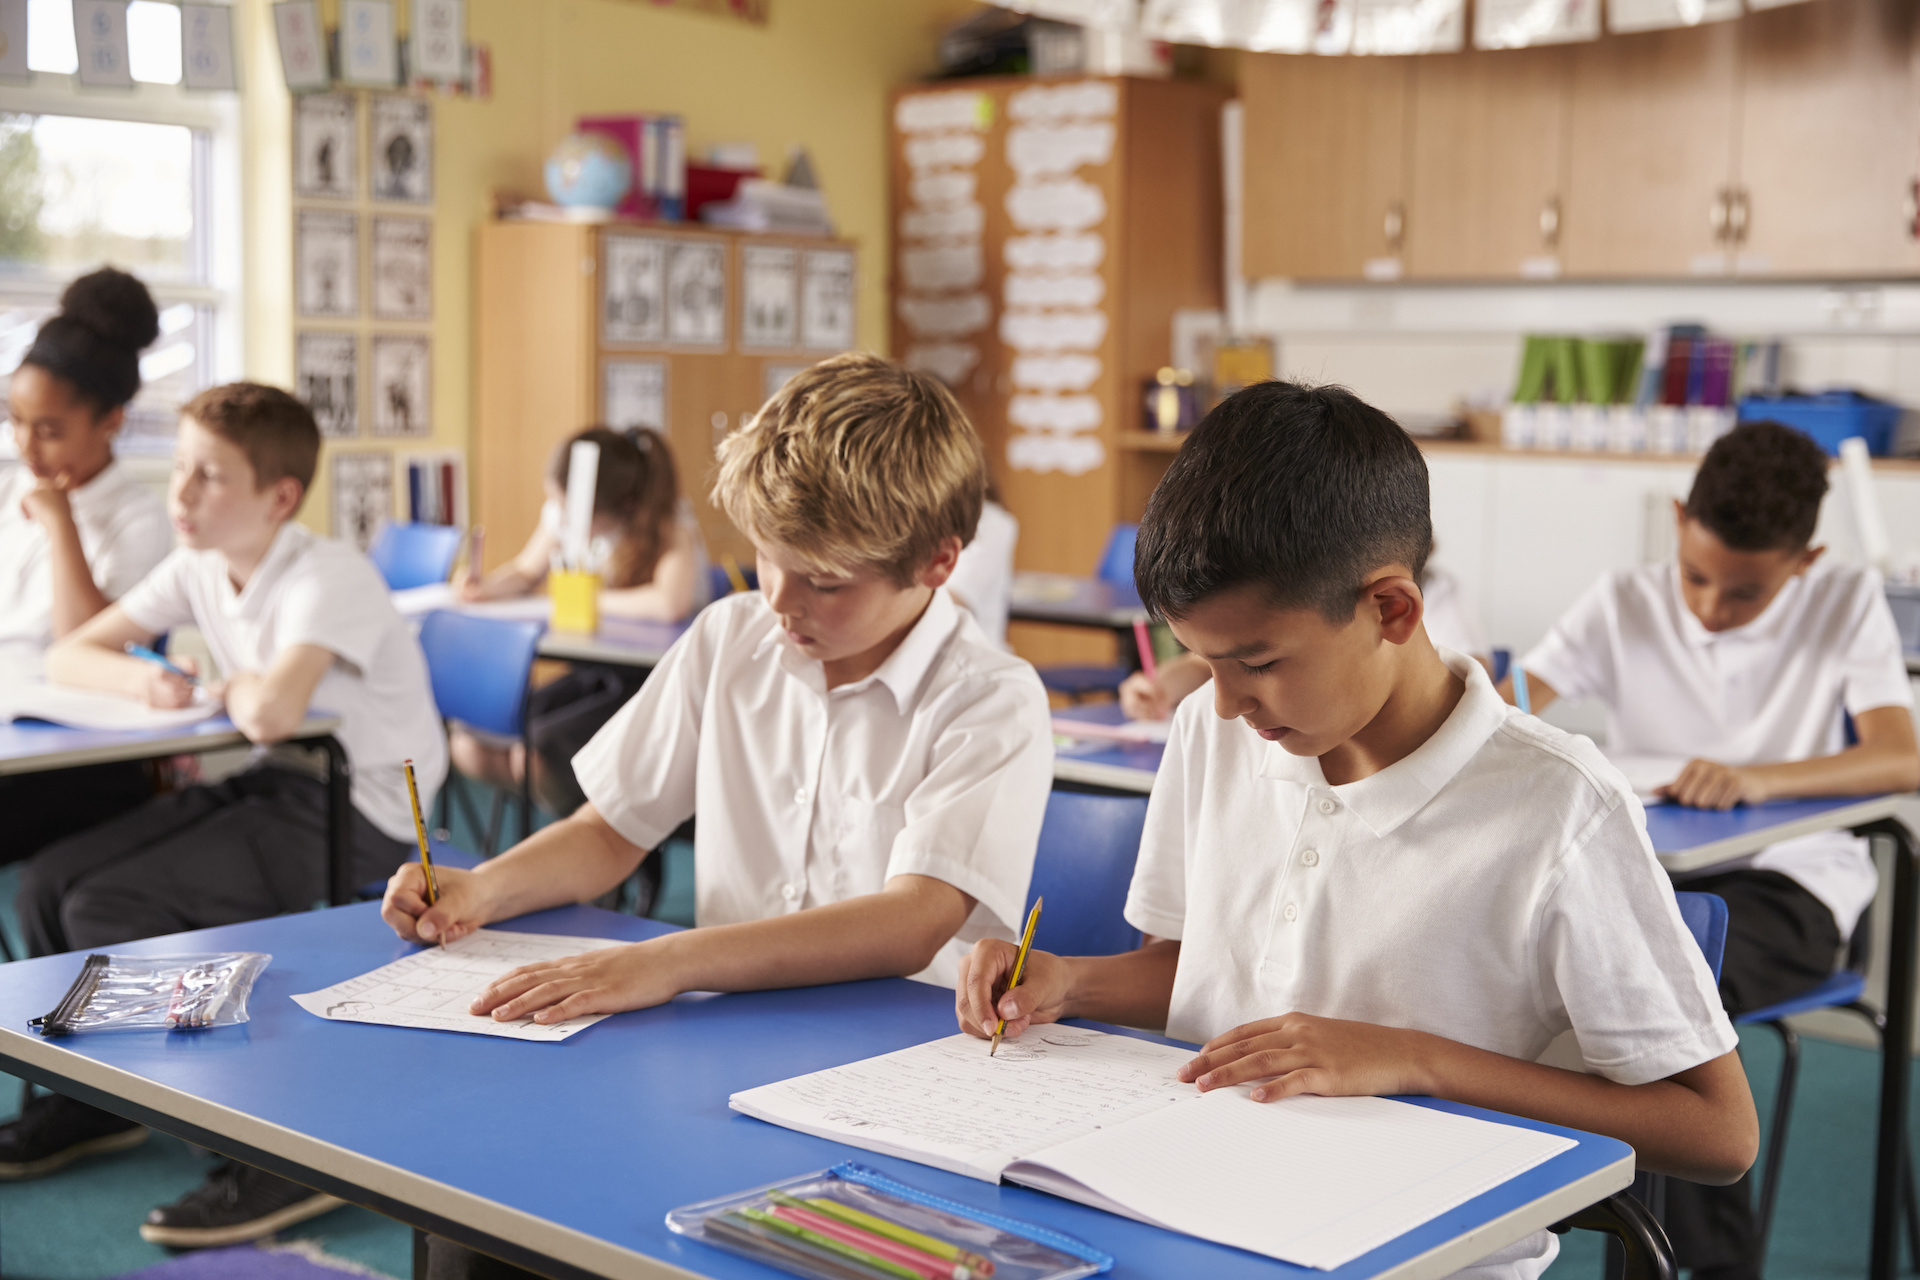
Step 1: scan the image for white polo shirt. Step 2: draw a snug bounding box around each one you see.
[573,588,1053,985]
[1522,560,1914,936]
[116,522,446,843]
[0,460,170,678]
[1125,652,1735,1280]
[947,500,1019,649]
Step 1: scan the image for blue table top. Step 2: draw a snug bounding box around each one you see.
[1052,703,1164,793]
[1010,574,1147,628]
[0,713,338,777]
[0,903,1629,1280]
[1642,793,1909,870]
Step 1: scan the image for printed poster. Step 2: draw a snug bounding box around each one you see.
[602,234,666,345]
[296,332,358,439]
[293,94,357,200]
[332,451,392,551]
[739,245,798,350]
[800,249,855,352]
[295,210,359,319]
[666,240,727,348]
[371,335,430,437]
[370,96,432,203]
[371,217,432,321]
[602,359,668,433]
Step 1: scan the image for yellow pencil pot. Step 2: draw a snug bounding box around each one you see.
[549,570,602,634]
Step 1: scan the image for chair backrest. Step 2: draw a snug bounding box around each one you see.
[1026,789,1150,956]
[1095,523,1139,587]
[417,610,545,738]
[1673,890,1729,984]
[369,521,465,590]
[705,563,761,601]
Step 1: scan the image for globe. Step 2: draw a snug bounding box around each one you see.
[544,132,632,214]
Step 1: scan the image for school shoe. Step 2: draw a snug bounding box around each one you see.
[140,1159,345,1247]
[0,1092,147,1179]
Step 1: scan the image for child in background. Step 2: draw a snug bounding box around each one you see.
[959,382,1755,1280]
[4,383,446,1248]
[453,425,709,815]
[1120,543,1485,720]
[1508,420,1919,1280]
[0,268,173,862]
[946,486,1018,649]
[384,355,1052,1280]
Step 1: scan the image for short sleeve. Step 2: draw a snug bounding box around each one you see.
[275,552,392,674]
[1536,800,1737,1085]
[571,608,714,851]
[1522,576,1620,706]
[91,493,171,602]
[115,549,197,636]
[1839,573,1915,716]
[882,666,1053,939]
[1123,696,1203,942]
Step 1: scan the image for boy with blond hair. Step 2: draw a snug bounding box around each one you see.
[384,353,1052,1280]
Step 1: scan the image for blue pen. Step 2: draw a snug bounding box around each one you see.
[124,643,195,683]
[1512,663,1531,715]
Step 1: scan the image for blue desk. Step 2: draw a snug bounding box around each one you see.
[389,587,690,672]
[0,903,1635,1280]
[1052,703,1162,794]
[0,713,359,907]
[1009,573,1147,631]
[1646,792,1918,1280]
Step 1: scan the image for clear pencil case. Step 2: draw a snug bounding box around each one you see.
[668,1162,1112,1280]
[30,952,270,1036]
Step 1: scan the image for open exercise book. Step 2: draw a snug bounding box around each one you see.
[0,682,221,732]
[731,1029,1575,1271]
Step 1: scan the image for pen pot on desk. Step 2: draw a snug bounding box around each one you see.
[549,570,602,633]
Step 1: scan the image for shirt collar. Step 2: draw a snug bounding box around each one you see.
[751,587,961,713]
[224,521,311,620]
[1258,647,1511,838]
[1668,559,1804,649]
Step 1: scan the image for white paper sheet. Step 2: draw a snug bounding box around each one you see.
[1605,752,1689,801]
[0,683,221,732]
[291,929,621,1042]
[1051,716,1171,745]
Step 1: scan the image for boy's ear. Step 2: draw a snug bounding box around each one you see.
[916,535,964,591]
[1368,573,1425,646]
[265,475,306,524]
[1794,543,1826,575]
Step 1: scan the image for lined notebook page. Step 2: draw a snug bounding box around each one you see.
[1,683,221,732]
[730,1030,1197,1182]
[1009,1089,1576,1270]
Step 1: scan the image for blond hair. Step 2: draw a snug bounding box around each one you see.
[713,353,986,583]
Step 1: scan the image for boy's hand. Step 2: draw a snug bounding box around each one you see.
[141,654,199,708]
[1119,672,1174,721]
[955,939,1073,1040]
[381,863,492,945]
[470,938,684,1023]
[1180,1012,1436,1102]
[1658,759,1767,810]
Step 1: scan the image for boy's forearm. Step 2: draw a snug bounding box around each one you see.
[472,808,651,920]
[46,635,147,697]
[1060,941,1180,1030]
[1744,742,1920,801]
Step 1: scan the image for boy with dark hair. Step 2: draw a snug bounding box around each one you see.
[4,382,446,1246]
[957,381,1757,1280]
[1509,419,1919,1278]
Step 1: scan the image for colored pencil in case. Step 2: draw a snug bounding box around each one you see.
[402,759,439,907]
[799,1196,995,1277]
[1132,618,1157,680]
[737,1206,925,1280]
[767,1197,973,1280]
[708,1213,900,1280]
[991,896,1043,1057]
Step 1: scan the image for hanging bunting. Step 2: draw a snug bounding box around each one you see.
[1606,0,1739,30]
[181,3,238,91]
[1473,0,1599,47]
[273,0,329,92]
[410,0,465,82]
[72,0,132,87]
[338,0,399,89]
[0,0,27,79]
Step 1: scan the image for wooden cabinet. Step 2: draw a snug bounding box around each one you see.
[474,221,856,570]
[1405,47,1570,278]
[1242,54,1410,279]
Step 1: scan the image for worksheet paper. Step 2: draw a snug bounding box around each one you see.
[291,929,621,1042]
[1050,716,1172,745]
[0,683,221,732]
[731,1030,1576,1270]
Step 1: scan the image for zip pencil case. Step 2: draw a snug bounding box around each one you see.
[30,952,271,1036]
[667,1161,1112,1280]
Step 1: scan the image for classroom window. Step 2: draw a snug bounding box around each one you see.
[29,0,184,84]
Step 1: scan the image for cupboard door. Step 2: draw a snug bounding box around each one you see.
[1406,47,1570,279]
[1563,24,1740,278]
[1242,53,1411,280]
[1735,0,1920,276]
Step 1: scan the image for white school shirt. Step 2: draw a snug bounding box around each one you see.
[573,588,1054,985]
[117,522,447,843]
[1125,651,1736,1280]
[1522,560,1913,937]
[537,496,713,616]
[947,500,1019,649]
[0,460,170,679]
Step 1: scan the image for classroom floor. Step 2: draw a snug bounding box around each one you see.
[0,810,1899,1279]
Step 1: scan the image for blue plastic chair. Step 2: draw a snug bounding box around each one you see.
[1038,524,1141,702]
[1023,789,1150,956]
[706,562,760,601]
[369,521,465,591]
[417,610,545,856]
[1674,890,1729,982]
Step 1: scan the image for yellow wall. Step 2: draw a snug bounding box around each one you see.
[235,0,966,534]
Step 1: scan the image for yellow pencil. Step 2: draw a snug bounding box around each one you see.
[990,896,1042,1057]
[722,554,750,595]
[403,758,438,907]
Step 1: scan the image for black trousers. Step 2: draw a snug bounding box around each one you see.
[525,663,649,816]
[1663,868,1844,1277]
[17,764,410,957]
[0,762,156,866]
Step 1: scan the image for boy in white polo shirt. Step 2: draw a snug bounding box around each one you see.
[1512,419,1920,1278]
[383,354,1051,1280]
[957,382,1757,1280]
[3,382,445,1248]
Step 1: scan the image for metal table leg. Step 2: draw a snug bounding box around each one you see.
[1860,816,1918,1280]
[1551,1191,1677,1280]
[315,735,353,907]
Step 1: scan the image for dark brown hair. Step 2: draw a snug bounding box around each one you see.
[549,426,682,588]
[182,382,321,499]
[22,268,160,414]
[1684,420,1829,552]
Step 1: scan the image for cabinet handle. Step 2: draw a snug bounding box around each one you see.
[1384,201,1405,252]
[1539,196,1561,249]
[1905,178,1918,240]
[1729,188,1751,245]
[1709,188,1731,244]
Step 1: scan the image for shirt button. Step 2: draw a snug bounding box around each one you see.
[1283,903,1299,922]
[781,883,799,902]
[1317,797,1337,815]
[794,787,809,804]
[1301,849,1320,867]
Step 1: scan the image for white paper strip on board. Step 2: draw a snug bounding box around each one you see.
[1005,273,1106,309]
[1006,233,1106,273]
[910,171,979,209]
[902,205,986,240]
[895,90,992,134]
[902,244,984,292]
[0,0,29,78]
[1141,0,1340,53]
[904,132,986,171]
[1007,122,1116,178]
[1006,180,1107,233]
[1000,309,1108,352]
[1009,432,1106,476]
[72,0,132,87]
[1011,393,1103,434]
[1013,354,1103,393]
[904,344,981,386]
[1350,0,1464,53]
[991,0,1140,25]
[898,294,991,340]
[1472,0,1599,46]
[1008,79,1118,123]
[1605,0,1737,33]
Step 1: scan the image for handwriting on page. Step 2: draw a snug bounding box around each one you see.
[290,929,623,1042]
[733,1030,1197,1180]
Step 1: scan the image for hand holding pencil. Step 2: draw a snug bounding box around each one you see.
[953,905,1071,1045]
